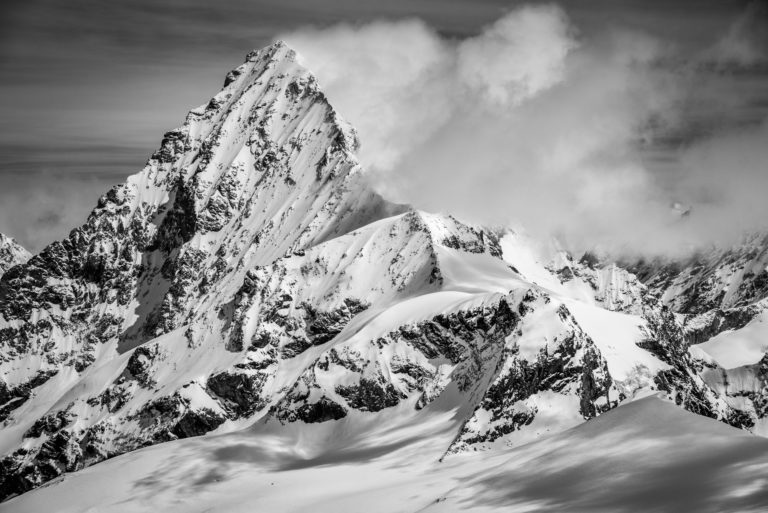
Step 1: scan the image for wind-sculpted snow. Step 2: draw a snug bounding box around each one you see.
[7,395,768,513]
[427,396,768,513]
[3,41,768,503]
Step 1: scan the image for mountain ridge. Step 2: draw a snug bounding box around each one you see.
[2,41,768,502]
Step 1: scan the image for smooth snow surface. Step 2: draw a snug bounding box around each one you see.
[426,395,768,513]
[7,395,768,513]
[697,311,768,369]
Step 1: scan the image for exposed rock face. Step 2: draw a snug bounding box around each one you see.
[452,296,617,450]
[270,293,521,424]
[2,41,768,502]
[682,304,762,346]
[621,238,768,433]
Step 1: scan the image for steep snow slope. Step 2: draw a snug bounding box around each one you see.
[0,234,29,278]
[7,395,768,513]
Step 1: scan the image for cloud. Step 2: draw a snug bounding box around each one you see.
[0,171,112,252]
[702,0,768,67]
[286,19,453,171]
[672,119,768,242]
[284,6,579,172]
[281,4,768,256]
[456,5,576,108]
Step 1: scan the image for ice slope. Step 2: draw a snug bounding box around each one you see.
[7,395,768,513]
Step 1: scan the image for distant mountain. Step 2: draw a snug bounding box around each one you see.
[0,234,29,278]
[2,42,768,504]
[628,233,768,314]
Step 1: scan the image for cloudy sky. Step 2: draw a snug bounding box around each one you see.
[1,0,766,252]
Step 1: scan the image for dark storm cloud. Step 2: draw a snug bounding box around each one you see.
[0,0,765,252]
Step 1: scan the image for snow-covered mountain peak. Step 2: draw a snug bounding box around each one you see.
[3,40,768,506]
[0,40,411,498]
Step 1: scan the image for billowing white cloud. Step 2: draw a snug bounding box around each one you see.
[280,4,768,256]
[456,5,576,108]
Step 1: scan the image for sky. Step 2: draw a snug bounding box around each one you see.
[0,0,766,253]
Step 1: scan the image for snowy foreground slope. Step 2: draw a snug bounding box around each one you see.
[3,41,768,506]
[7,395,768,513]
